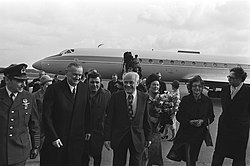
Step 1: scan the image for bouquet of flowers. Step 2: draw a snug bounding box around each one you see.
[152,91,181,133]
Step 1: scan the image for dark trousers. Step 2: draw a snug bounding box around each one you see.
[8,160,26,166]
[81,152,102,166]
[211,151,246,166]
[113,132,142,166]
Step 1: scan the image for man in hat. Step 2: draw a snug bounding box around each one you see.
[33,75,53,150]
[0,63,40,166]
[29,70,46,93]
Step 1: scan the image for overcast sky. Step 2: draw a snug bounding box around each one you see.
[0,0,249,68]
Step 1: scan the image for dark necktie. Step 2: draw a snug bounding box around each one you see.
[72,87,76,99]
[10,93,15,103]
[127,94,134,120]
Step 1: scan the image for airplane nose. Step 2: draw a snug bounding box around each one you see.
[32,60,42,70]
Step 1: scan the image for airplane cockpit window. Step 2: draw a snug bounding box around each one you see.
[59,49,74,56]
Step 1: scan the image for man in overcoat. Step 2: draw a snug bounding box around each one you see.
[104,72,152,166]
[40,62,90,166]
[211,67,250,166]
[0,63,40,166]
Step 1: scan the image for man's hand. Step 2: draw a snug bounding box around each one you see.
[195,119,204,127]
[190,119,204,127]
[52,139,63,148]
[30,148,39,159]
[145,141,152,148]
[190,120,198,126]
[104,141,111,151]
[85,133,91,141]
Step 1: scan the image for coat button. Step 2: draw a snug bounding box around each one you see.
[10,118,14,122]
[10,126,13,129]
[25,112,28,115]
[11,111,15,114]
[9,134,13,137]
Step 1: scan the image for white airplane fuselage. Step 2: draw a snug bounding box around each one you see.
[33,48,250,89]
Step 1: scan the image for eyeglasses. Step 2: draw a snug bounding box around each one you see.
[192,85,203,88]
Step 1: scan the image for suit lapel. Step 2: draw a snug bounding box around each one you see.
[11,91,26,109]
[74,82,87,107]
[232,84,246,100]
[120,91,130,117]
[224,86,231,101]
[61,79,75,103]
[0,88,12,107]
[134,90,142,119]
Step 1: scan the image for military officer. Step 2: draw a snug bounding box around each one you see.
[0,63,40,166]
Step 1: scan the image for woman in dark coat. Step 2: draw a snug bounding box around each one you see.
[142,74,164,166]
[167,75,215,166]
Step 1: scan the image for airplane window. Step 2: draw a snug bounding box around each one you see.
[213,63,217,67]
[65,50,72,54]
[224,64,228,68]
[170,60,174,64]
[192,62,196,65]
[203,62,207,66]
[159,60,163,64]
[181,61,185,65]
[149,59,153,63]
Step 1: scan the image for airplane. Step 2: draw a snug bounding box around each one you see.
[32,48,250,97]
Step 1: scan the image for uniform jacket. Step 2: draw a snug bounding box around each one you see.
[0,87,40,165]
[104,90,152,153]
[41,79,89,166]
[214,84,250,159]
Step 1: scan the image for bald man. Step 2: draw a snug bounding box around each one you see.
[104,72,152,166]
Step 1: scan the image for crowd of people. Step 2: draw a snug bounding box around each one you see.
[0,62,249,166]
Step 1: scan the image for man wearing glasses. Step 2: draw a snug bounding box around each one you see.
[211,67,250,166]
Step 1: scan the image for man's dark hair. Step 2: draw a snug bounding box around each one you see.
[230,67,247,82]
[87,71,102,81]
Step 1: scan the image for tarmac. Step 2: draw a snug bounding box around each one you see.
[26,83,250,166]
